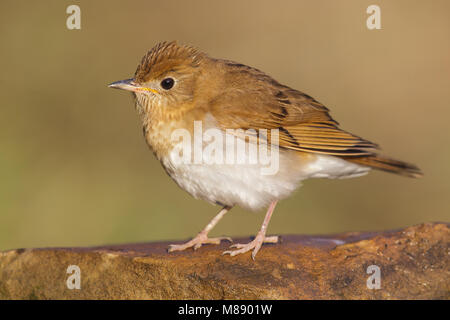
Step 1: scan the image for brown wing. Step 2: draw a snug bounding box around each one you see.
[209,61,378,156]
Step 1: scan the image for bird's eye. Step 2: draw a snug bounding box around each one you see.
[160,78,175,90]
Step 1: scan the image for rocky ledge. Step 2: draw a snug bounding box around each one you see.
[0,222,448,299]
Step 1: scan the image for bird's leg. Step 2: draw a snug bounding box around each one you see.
[168,206,233,252]
[223,200,279,260]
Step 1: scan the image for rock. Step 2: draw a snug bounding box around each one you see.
[0,223,448,299]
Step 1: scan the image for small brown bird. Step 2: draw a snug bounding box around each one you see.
[109,41,422,259]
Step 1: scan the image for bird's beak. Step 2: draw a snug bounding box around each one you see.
[108,78,158,94]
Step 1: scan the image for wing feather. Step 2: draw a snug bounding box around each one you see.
[209,60,378,157]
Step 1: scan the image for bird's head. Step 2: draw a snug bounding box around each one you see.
[109,41,207,113]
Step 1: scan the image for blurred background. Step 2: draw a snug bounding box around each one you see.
[0,0,449,251]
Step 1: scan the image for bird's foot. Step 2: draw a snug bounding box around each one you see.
[168,231,232,252]
[222,233,278,260]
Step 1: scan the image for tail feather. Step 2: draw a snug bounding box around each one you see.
[346,154,423,178]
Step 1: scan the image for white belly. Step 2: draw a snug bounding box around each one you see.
[161,146,370,211]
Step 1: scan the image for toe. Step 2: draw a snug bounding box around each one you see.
[222,250,232,256]
[264,235,279,243]
[228,243,245,249]
[167,241,196,252]
[223,248,246,257]
[168,235,232,253]
[167,244,183,252]
[251,243,263,260]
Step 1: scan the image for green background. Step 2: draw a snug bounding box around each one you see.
[1,0,449,251]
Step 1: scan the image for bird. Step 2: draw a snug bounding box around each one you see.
[109,41,422,259]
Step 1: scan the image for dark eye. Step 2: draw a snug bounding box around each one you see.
[160,78,174,90]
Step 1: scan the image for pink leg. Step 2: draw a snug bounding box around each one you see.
[168,206,233,252]
[223,200,279,260]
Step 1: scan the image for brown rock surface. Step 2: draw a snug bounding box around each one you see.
[0,222,448,299]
